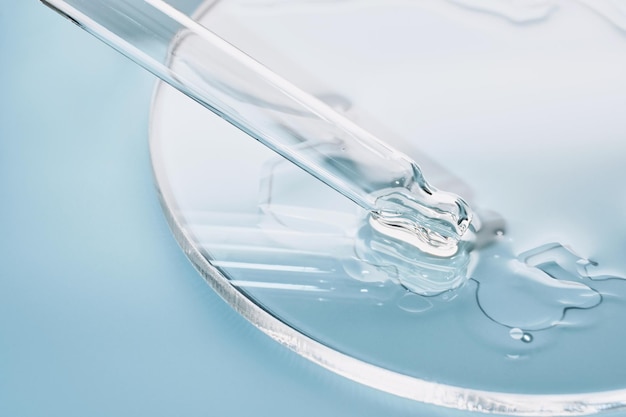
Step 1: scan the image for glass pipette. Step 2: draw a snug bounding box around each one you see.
[41,0,473,256]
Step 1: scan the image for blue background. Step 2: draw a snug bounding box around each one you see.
[0,2,458,416]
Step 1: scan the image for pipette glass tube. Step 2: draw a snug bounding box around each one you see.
[42,0,473,256]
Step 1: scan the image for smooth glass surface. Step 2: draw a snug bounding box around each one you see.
[150,0,626,415]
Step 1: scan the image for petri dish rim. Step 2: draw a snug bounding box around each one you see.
[148,1,626,415]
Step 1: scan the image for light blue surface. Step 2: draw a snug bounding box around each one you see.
[0,2,462,416]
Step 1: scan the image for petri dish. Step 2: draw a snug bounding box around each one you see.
[150,1,626,415]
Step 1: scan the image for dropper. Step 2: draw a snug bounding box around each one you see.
[42,0,473,256]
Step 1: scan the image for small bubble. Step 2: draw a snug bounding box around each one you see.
[495,229,505,236]
[521,332,533,343]
[510,328,524,340]
[360,288,369,293]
